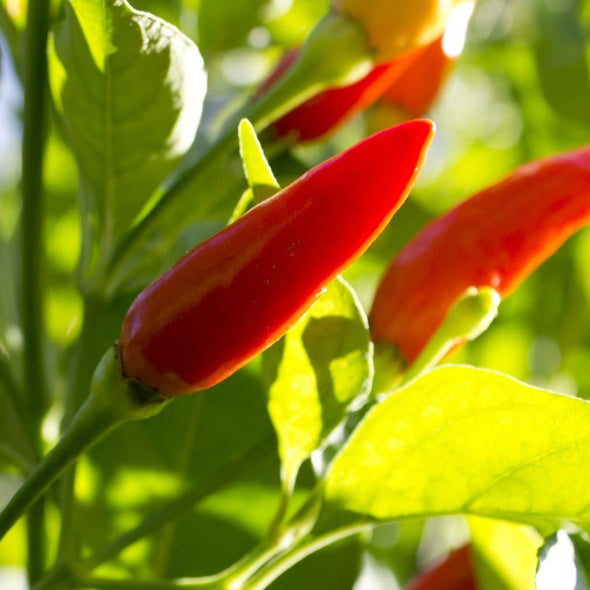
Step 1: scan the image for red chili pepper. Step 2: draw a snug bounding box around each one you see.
[120,120,435,396]
[379,35,454,117]
[370,146,590,364]
[257,46,423,142]
[407,545,477,590]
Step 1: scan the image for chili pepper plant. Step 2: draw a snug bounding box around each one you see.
[2,0,590,589]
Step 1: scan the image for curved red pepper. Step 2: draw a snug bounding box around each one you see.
[257,45,426,142]
[120,120,435,396]
[407,545,477,590]
[370,145,590,363]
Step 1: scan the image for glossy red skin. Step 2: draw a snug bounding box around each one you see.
[381,35,454,117]
[407,545,477,590]
[258,45,426,142]
[370,145,590,363]
[120,120,435,396]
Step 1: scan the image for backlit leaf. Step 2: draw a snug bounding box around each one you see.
[48,0,206,278]
[239,118,279,203]
[325,365,590,528]
[265,277,372,489]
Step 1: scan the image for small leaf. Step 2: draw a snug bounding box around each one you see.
[239,119,280,201]
[325,365,590,528]
[48,0,206,276]
[230,120,279,224]
[265,276,373,489]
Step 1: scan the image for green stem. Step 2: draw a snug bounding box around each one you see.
[74,577,221,589]
[33,435,270,590]
[241,523,374,590]
[21,0,50,426]
[0,391,126,541]
[402,287,500,384]
[103,118,252,286]
[265,483,292,542]
[63,298,106,426]
[57,297,105,564]
[20,0,51,582]
[221,490,323,589]
[153,397,204,576]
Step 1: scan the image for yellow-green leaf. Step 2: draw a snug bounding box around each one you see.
[265,277,372,489]
[325,365,590,528]
[48,0,206,274]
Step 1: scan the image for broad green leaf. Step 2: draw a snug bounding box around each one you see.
[48,0,206,275]
[536,530,590,590]
[469,517,541,590]
[265,277,373,489]
[325,365,590,527]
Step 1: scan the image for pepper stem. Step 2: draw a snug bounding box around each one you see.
[0,346,169,541]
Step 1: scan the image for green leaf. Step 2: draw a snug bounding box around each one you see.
[265,276,373,489]
[469,517,541,590]
[48,0,206,276]
[229,119,280,224]
[239,118,279,201]
[324,365,590,528]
